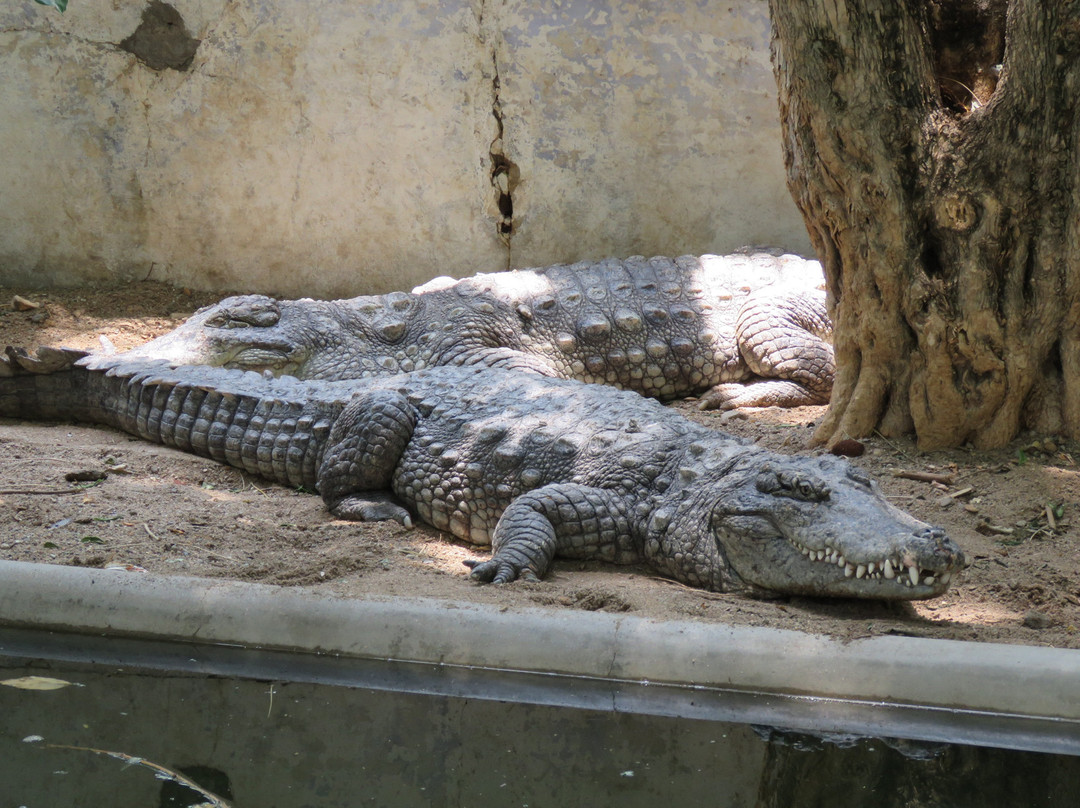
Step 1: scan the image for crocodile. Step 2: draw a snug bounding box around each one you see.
[0,347,962,599]
[115,252,833,411]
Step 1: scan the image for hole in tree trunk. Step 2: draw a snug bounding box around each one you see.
[921,239,946,280]
[928,0,1007,113]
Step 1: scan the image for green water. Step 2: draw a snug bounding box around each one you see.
[1,636,1076,807]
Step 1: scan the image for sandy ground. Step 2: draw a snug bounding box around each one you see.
[1,281,1078,648]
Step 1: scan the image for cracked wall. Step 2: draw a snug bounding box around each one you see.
[0,0,811,296]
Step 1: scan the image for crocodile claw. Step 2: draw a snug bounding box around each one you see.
[464,558,540,584]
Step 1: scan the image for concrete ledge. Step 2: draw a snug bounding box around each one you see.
[1,560,1078,749]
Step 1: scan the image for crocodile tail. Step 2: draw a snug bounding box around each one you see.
[0,346,96,422]
[4,347,337,491]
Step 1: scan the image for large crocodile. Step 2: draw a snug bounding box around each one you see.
[0,347,962,599]
[115,253,833,411]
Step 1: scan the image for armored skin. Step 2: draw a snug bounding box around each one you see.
[0,348,963,599]
[116,253,834,410]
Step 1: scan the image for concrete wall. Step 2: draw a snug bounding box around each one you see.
[0,0,811,297]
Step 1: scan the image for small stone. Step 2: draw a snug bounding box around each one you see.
[12,295,40,311]
[935,495,954,509]
[1022,610,1054,630]
[830,439,865,457]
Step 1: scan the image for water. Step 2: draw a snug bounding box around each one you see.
[1,628,1076,807]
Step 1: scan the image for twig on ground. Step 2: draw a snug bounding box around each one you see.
[652,577,728,600]
[873,430,912,460]
[0,488,84,495]
[891,469,956,485]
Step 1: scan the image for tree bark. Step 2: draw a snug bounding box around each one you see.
[768,0,1080,449]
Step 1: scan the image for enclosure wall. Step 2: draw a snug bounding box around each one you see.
[0,0,810,296]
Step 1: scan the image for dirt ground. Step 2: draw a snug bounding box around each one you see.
[1,281,1078,649]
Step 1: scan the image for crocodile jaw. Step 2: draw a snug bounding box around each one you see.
[784,528,962,598]
[707,455,965,600]
[118,333,306,376]
[712,514,967,600]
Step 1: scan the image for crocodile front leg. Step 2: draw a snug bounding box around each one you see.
[465,484,633,584]
[317,390,418,525]
[699,290,834,410]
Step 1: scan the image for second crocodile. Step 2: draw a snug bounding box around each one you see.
[116,253,833,410]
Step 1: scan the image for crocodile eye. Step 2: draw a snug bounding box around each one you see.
[206,300,280,329]
[756,465,831,502]
[228,306,279,328]
[385,292,415,312]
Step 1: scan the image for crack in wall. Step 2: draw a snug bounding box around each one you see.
[0,28,124,57]
[480,0,518,269]
[489,73,515,242]
[489,72,519,247]
[6,1,200,71]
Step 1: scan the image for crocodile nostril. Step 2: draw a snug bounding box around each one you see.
[915,526,948,542]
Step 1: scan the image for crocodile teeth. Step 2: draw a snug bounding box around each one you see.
[791,543,949,590]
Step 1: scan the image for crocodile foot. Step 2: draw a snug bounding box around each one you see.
[328,494,414,527]
[463,556,541,584]
[698,380,828,411]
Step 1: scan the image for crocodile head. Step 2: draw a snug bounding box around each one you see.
[685,450,964,599]
[115,292,425,380]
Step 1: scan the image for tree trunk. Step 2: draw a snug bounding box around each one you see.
[768,0,1080,450]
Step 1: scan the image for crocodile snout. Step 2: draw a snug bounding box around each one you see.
[910,524,965,569]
